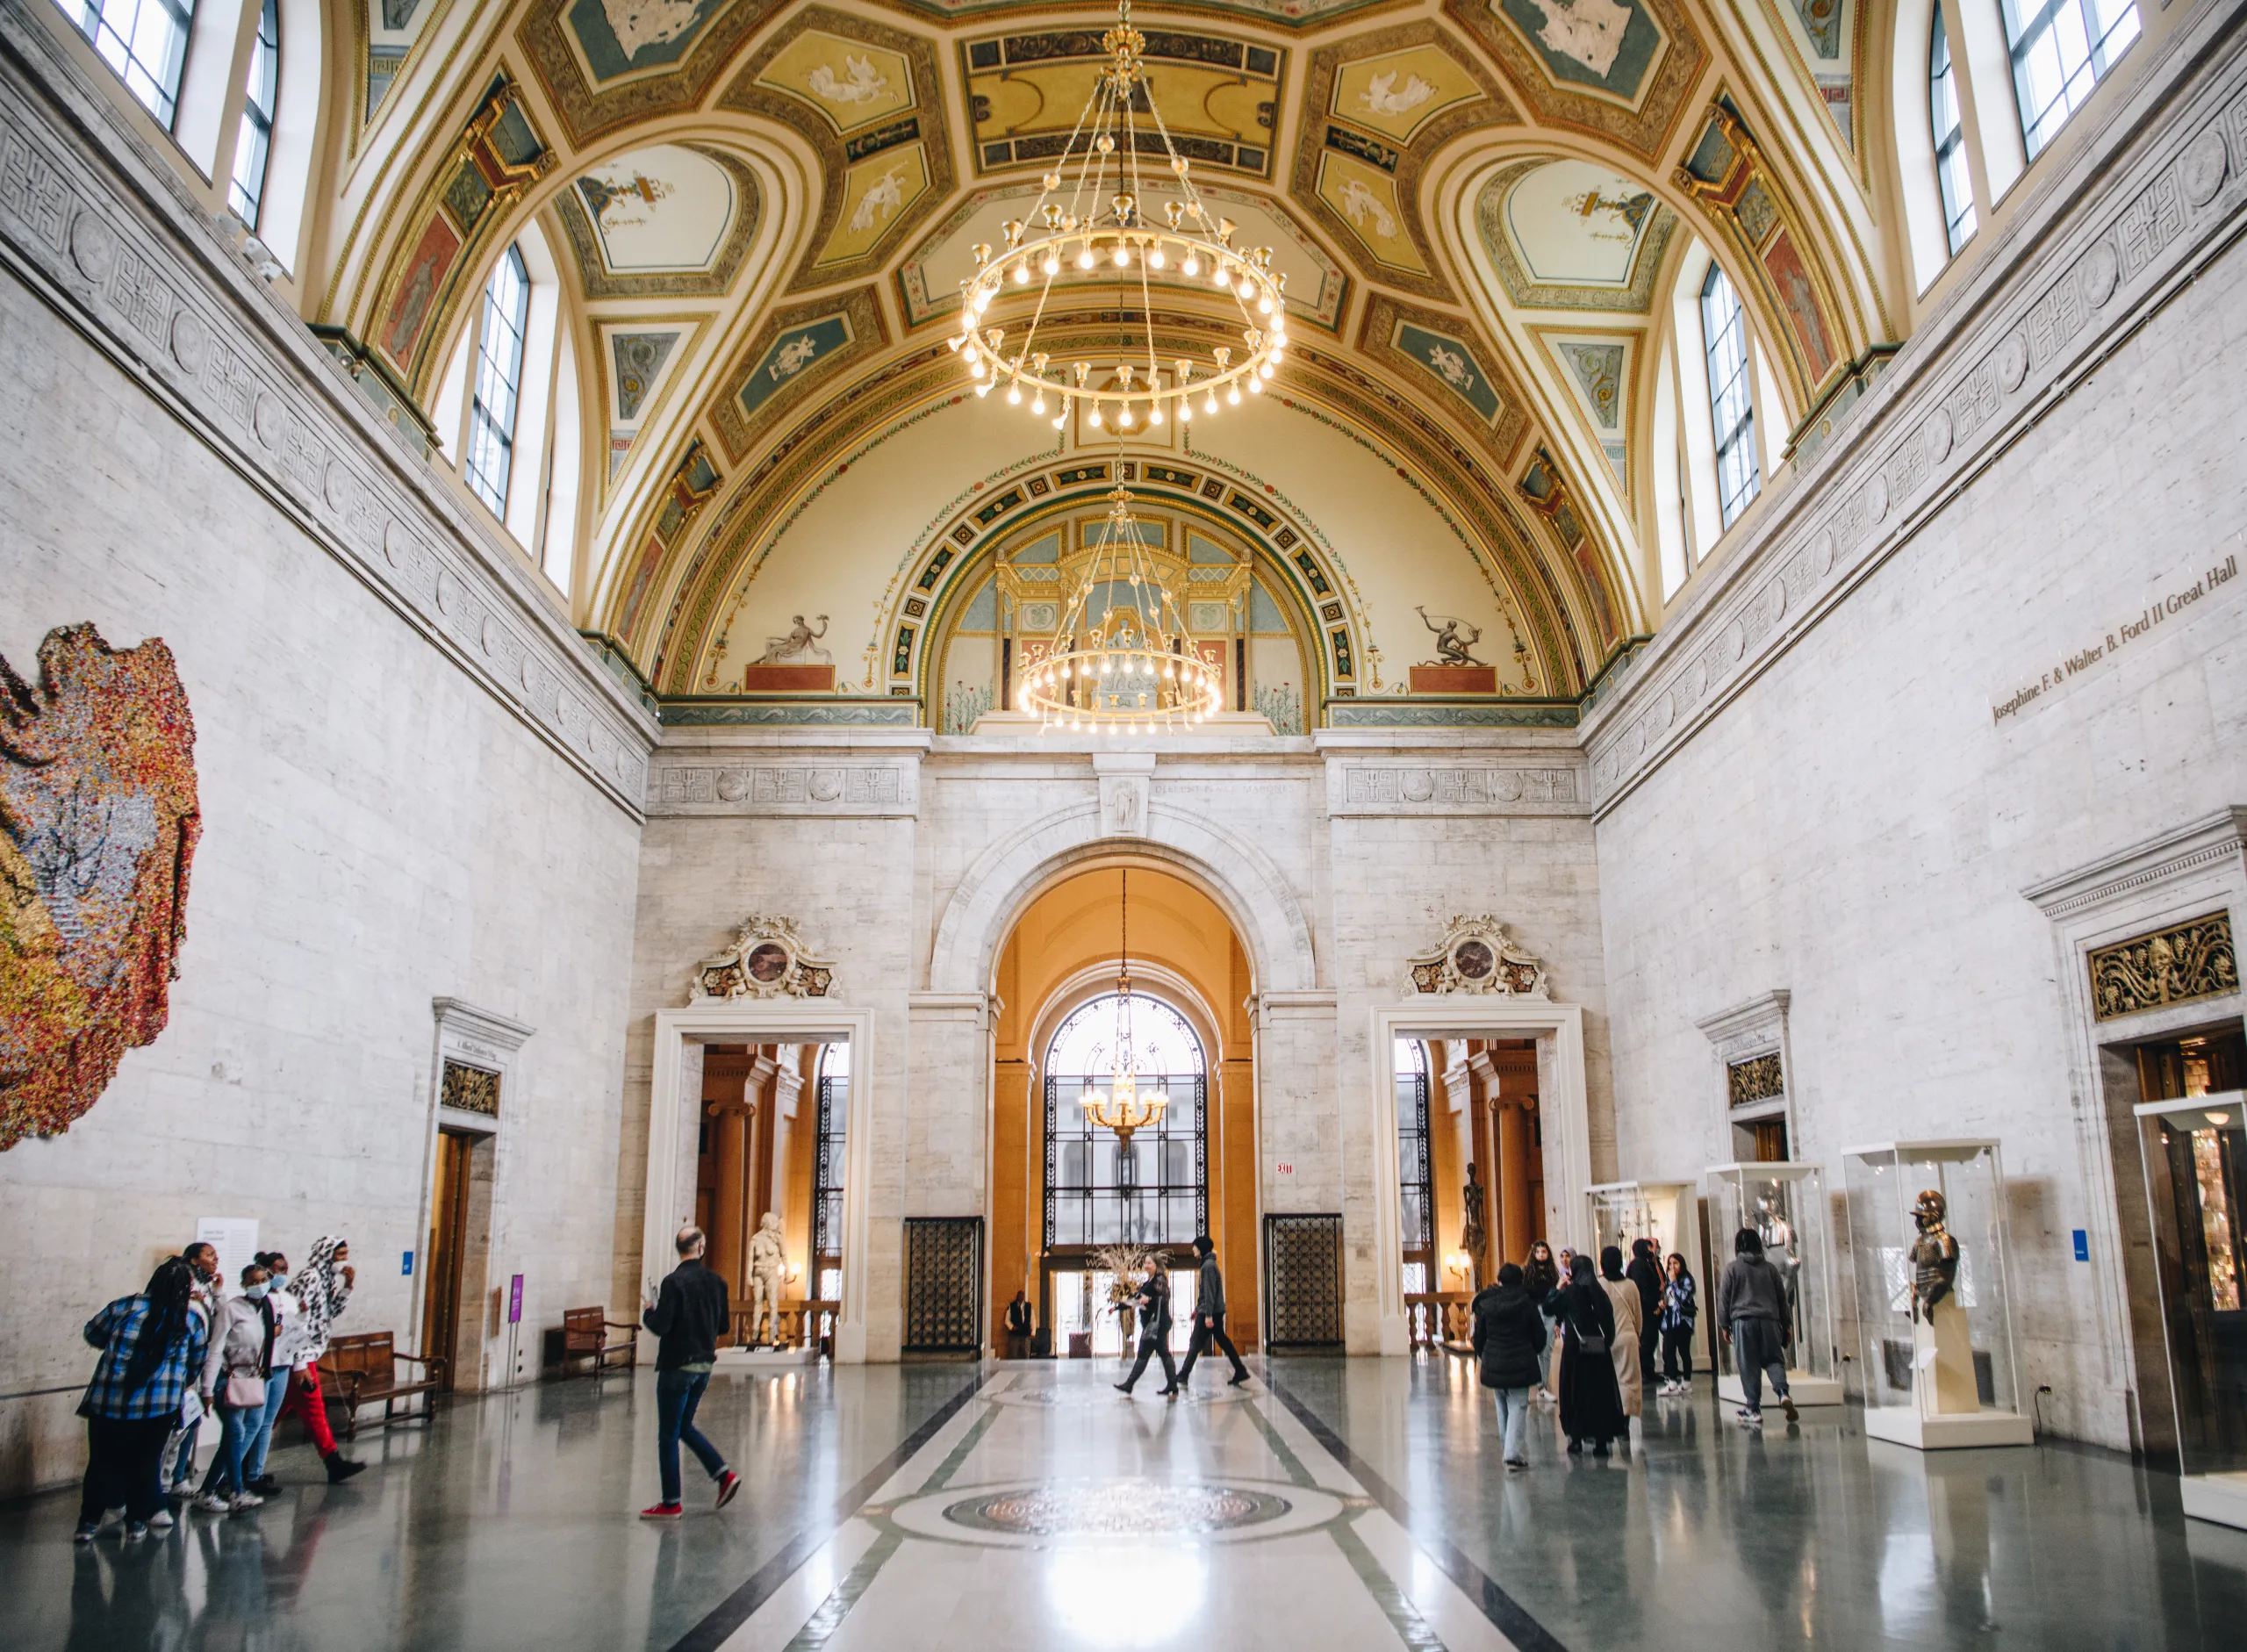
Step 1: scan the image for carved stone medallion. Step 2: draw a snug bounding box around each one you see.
[689,915,837,1002]
[1406,915,1547,997]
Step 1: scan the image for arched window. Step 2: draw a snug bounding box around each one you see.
[1929,4,1977,256]
[1700,264,1760,529]
[226,0,278,227]
[1045,992,1206,1247]
[59,0,196,125]
[464,246,530,517]
[2003,0,2140,158]
[1394,1039,1432,1294]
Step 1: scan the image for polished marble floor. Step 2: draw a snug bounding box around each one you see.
[4,1355,2243,1651]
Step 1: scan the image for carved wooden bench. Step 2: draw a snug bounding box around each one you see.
[318,1332,444,1438]
[560,1307,639,1376]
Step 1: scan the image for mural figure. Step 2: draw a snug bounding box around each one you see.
[1359,70,1434,118]
[768,334,821,380]
[380,0,421,31]
[1523,0,1634,77]
[808,55,892,106]
[848,164,909,233]
[1416,607,1489,667]
[1336,177,1398,239]
[1,625,200,1150]
[753,614,830,665]
[578,170,673,232]
[747,1212,788,1346]
[602,0,705,61]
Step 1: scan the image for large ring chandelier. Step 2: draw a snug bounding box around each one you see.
[1017,481,1223,733]
[953,2,1288,432]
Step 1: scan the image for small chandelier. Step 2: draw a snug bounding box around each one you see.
[952,2,1289,430]
[1084,870,1167,1146]
[1018,483,1222,733]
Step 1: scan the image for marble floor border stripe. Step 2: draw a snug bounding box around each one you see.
[1264,1369,1570,1652]
[664,1366,989,1652]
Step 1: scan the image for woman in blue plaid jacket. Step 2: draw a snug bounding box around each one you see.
[75,1256,206,1541]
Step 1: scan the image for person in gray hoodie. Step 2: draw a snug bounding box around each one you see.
[1717,1227,1798,1426]
[1174,1235,1249,1388]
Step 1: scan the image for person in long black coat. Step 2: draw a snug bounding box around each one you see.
[1469,1263,1547,1468]
[1547,1253,1627,1457]
[1115,1271,1178,1396]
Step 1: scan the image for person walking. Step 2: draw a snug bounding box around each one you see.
[1469,1262,1546,1469]
[1003,1289,1034,1360]
[1598,1247,1644,1440]
[1626,1239,1663,1388]
[194,1263,276,1513]
[1657,1253,1698,1397]
[1523,1241,1561,1405]
[75,1257,208,1541]
[1174,1235,1250,1389]
[1719,1227,1799,1426]
[1549,1254,1626,1457]
[639,1225,741,1519]
[161,1240,224,1504]
[1114,1268,1179,1397]
[273,1236,366,1483]
[238,1251,294,1495]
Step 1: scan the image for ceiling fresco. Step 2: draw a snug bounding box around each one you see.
[316,0,1910,721]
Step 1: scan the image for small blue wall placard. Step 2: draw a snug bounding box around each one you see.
[2072,1229,2089,1261]
[402,1250,414,1275]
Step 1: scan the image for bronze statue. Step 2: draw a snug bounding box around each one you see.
[1461,1163,1488,1270]
[1907,1189,1960,1322]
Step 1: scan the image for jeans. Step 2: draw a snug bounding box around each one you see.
[656,1369,727,1505]
[79,1416,173,1526]
[1491,1385,1533,1462]
[1661,1324,1695,1383]
[244,1369,290,1482]
[164,1414,200,1491]
[1733,1317,1791,1410]
[213,1404,257,1497]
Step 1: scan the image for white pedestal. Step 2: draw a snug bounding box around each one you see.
[1719,1370,1845,1407]
[2180,1470,2247,1530]
[1863,1405,2035,1449]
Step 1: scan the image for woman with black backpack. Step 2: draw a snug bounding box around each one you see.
[1548,1253,1627,1458]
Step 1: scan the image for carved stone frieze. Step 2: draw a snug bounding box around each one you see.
[1326,762,1585,816]
[1406,916,1547,997]
[0,6,653,815]
[690,916,836,1002]
[645,760,918,816]
[1584,11,2247,815]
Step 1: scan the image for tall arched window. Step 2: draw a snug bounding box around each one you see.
[1700,264,1761,529]
[464,246,530,516]
[226,0,278,227]
[2004,0,2140,158]
[1394,1038,1432,1295]
[58,0,196,125]
[1045,992,1206,1247]
[1929,4,1977,256]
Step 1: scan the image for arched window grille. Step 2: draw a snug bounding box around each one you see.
[811,1042,851,1302]
[59,0,195,126]
[1395,1038,1432,1295]
[464,246,529,516]
[1930,4,1978,255]
[226,0,279,228]
[1700,264,1761,529]
[1044,993,1206,1248]
[2003,0,2140,159]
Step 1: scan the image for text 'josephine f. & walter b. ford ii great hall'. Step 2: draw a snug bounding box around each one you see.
[2,0,2245,1645]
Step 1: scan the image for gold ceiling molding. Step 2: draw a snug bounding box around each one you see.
[1443,0,1706,164]
[516,0,786,148]
[715,8,956,290]
[1289,21,1517,302]
[1518,445,1624,653]
[549,142,767,298]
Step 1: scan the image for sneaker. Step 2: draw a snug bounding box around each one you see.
[1782,1395,1800,1425]
[1739,1408,1765,1428]
[73,1523,98,1544]
[1504,1457,1529,1470]
[639,1502,684,1520]
[227,1492,263,1512]
[191,1494,230,1515]
[714,1470,741,1510]
[124,1521,149,1541]
[146,1510,175,1531]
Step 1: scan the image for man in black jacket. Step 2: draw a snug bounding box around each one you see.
[1114,1269,1179,1396]
[639,1226,741,1519]
[1626,1239,1663,1386]
[1469,1262,1547,1469]
[1174,1235,1250,1388]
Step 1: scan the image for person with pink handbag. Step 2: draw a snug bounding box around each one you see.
[194,1262,278,1514]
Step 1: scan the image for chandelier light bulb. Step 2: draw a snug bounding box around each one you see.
[1259,295,1274,315]
[976,381,994,398]
[1116,403,1134,427]
[1077,247,1096,270]
[1247,377,1262,395]
[1113,244,1131,268]
[1179,400,1192,422]
[1182,254,1200,277]
[1213,269,1231,291]
[1227,386,1241,405]
[1259,363,1275,380]
[1043,255,1061,277]
[1149,404,1164,426]
[1204,391,1218,414]
[969,359,986,378]
[1032,393,1046,413]
[1149,248,1166,269]
[1007,384,1022,404]
[1013,263,1030,284]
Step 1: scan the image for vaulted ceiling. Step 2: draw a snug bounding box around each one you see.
[305,0,1911,702]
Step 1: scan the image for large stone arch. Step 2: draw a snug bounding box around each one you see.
[927,799,1318,997]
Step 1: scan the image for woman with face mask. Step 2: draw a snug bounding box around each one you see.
[237,1252,292,1495]
[195,1263,276,1512]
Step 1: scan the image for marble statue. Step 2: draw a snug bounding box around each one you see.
[747,1211,788,1347]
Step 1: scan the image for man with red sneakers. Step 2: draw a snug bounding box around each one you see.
[639,1226,741,1519]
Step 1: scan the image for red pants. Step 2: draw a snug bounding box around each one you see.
[282,1364,339,1456]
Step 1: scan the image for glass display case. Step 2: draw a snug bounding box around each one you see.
[2135,1089,2247,1529]
[1705,1162,1842,1405]
[1842,1140,2032,1448]
[1583,1181,1702,1300]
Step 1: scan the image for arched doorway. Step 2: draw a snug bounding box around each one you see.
[988,864,1260,1358]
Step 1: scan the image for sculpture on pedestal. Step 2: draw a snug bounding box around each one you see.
[1907,1187,1977,1414]
[1907,1189,1960,1321]
[1461,1163,1488,1285]
[747,1212,788,1347]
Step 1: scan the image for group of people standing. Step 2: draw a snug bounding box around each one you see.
[1469,1227,1800,1463]
[75,1236,366,1541]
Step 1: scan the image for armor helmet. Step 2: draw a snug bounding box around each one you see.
[1913,1189,1948,1225]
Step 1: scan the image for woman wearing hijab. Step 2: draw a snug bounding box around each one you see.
[1599,1246,1644,1436]
[1522,1241,1561,1404]
[75,1256,207,1541]
[195,1261,277,1512]
[273,1237,366,1483]
[1550,1253,1626,1458]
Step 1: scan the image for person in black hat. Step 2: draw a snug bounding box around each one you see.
[1174,1235,1249,1389]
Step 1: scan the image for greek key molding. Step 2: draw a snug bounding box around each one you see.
[1325,762,1586,816]
[0,4,654,815]
[1584,6,2247,818]
[645,759,920,816]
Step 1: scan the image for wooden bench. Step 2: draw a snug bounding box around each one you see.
[318,1332,444,1438]
[560,1307,639,1376]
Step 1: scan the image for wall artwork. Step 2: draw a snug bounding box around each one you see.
[1474,158,1676,312]
[1492,0,1667,104]
[1,625,200,1150]
[566,0,736,83]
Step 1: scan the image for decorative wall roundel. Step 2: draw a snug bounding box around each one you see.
[2179,128,2229,206]
[1997,333,2029,391]
[2078,241,2119,307]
